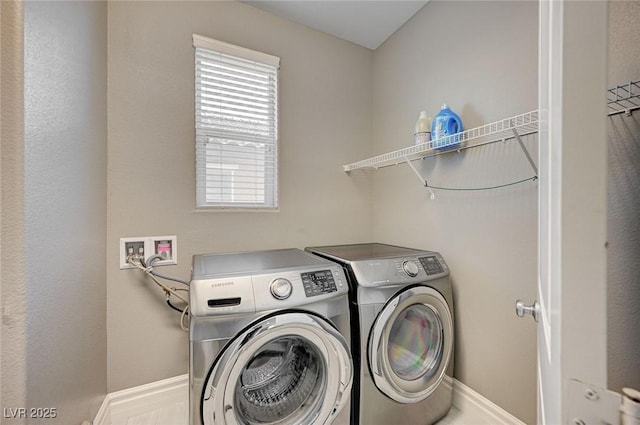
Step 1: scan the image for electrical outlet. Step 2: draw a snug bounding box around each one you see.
[119,235,178,270]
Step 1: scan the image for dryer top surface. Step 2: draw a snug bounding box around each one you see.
[306,243,434,263]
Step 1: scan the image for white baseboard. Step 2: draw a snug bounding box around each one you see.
[93,374,188,425]
[93,375,523,425]
[452,380,527,425]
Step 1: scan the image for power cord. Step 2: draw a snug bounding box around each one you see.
[166,299,183,313]
[128,255,190,331]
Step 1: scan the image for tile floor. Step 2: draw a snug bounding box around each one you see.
[122,401,475,425]
[123,400,186,425]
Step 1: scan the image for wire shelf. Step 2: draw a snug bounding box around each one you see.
[344,110,539,172]
[607,80,640,116]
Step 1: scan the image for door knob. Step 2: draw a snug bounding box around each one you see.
[515,300,540,322]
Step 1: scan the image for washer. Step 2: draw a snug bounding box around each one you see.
[306,243,454,425]
[189,248,353,425]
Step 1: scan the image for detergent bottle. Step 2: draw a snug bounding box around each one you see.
[414,111,431,145]
[431,104,463,150]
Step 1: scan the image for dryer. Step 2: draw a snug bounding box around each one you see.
[306,243,454,425]
[189,248,353,425]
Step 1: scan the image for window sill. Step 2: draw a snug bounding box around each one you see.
[192,207,280,213]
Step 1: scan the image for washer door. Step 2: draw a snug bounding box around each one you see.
[368,286,453,404]
[201,312,353,425]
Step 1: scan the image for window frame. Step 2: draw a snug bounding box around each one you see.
[193,34,280,210]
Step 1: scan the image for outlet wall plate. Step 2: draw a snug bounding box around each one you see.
[149,235,178,267]
[119,236,178,269]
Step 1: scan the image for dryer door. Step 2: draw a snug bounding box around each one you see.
[201,312,353,425]
[369,286,453,404]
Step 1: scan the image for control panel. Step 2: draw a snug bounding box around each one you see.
[190,249,350,317]
[191,266,348,316]
[251,266,347,311]
[301,270,338,297]
[419,255,445,276]
[349,252,449,287]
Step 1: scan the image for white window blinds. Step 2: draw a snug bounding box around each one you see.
[193,35,279,209]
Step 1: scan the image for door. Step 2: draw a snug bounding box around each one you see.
[368,286,453,403]
[201,312,353,425]
[536,1,608,424]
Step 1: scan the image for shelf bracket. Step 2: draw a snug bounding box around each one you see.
[404,158,436,200]
[512,127,538,176]
[405,158,427,186]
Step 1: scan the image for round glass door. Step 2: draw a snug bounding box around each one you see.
[202,313,352,425]
[387,304,444,381]
[234,336,324,424]
[369,286,453,404]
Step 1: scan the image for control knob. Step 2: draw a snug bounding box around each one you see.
[270,278,293,300]
[402,260,419,277]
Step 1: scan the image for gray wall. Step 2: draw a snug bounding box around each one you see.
[1,0,28,418]
[0,2,107,424]
[607,0,640,394]
[106,1,373,392]
[371,2,538,423]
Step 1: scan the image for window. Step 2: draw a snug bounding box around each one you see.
[193,35,279,209]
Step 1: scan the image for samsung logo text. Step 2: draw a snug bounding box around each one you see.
[211,281,234,288]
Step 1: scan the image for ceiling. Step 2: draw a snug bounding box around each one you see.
[241,1,429,50]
